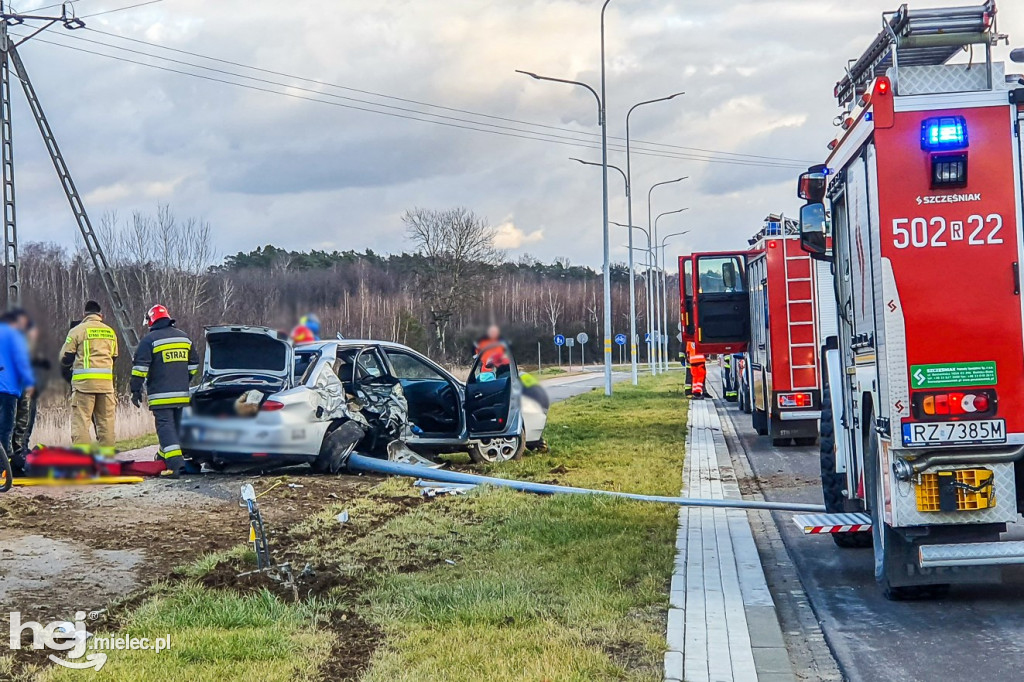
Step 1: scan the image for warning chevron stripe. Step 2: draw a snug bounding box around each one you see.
[804,524,871,534]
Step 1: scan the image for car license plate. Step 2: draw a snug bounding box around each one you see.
[902,419,1005,447]
[198,427,237,444]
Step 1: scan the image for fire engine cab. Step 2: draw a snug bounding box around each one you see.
[795,1,1024,598]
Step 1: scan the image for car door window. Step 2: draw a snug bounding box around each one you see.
[386,351,446,381]
[336,348,386,382]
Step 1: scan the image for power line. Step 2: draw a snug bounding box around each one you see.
[46,28,806,168]
[80,0,164,18]
[15,31,808,170]
[82,25,814,166]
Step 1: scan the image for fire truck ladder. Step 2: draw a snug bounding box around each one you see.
[834,1,1000,105]
[781,236,818,391]
[0,5,139,355]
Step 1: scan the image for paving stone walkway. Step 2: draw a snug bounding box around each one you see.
[664,399,796,682]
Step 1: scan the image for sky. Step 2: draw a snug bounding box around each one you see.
[6,0,1023,269]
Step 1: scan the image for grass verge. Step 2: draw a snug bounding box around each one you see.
[39,373,688,681]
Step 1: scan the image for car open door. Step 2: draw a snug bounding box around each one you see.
[464,341,521,438]
[692,250,751,354]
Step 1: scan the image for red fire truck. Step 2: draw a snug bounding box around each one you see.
[795,1,1024,598]
[743,217,836,446]
[680,216,835,446]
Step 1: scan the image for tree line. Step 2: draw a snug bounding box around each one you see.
[16,206,679,392]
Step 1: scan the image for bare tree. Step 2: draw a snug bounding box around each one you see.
[543,289,563,336]
[404,207,502,356]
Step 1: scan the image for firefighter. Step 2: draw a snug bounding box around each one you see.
[60,300,118,454]
[299,313,321,340]
[130,305,198,478]
[687,341,707,399]
[722,354,738,401]
[291,324,315,344]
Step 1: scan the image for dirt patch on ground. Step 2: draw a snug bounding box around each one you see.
[0,469,378,624]
[736,472,820,496]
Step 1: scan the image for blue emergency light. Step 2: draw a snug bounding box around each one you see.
[921,116,968,151]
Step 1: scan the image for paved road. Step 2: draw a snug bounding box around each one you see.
[541,369,631,403]
[710,367,1024,682]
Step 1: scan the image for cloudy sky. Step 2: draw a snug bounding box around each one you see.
[7,0,1023,268]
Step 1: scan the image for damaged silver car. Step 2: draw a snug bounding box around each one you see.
[181,326,542,471]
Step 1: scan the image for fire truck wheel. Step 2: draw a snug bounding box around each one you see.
[864,423,949,600]
[819,368,871,548]
[752,408,768,436]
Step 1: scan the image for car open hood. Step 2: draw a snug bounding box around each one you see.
[204,325,293,384]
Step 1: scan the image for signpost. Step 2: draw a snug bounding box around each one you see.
[577,332,589,367]
[615,333,626,365]
[554,334,566,368]
[565,337,575,372]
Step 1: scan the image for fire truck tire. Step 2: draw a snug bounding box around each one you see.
[865,421,949,600]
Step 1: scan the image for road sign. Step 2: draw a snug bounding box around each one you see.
[676,332,683,343]
[554,334,565,346]
[565,338,575,348]
[614,334,627,346]
[577,332,589,345]
[644,332,651,343]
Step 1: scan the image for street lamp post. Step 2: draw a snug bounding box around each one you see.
[648,178,688,370]
[611,221,653,375]
[653,209,688,372]
[658,229,690,372]
[624,92,683,382]
[516,3,613,396]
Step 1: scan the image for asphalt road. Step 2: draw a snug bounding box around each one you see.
[711,367,1024,682]
[541,368,632,403]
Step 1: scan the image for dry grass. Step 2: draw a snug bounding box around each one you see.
[32,396,157,449]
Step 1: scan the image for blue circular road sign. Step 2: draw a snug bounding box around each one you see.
[614,334,627,346]
[644,332,651,343]
[554,334,566,346]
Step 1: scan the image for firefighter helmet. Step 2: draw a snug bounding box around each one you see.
[145,304,171,326]
[291,324,315,344]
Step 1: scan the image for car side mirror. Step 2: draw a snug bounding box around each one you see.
[800,202,830,262]
[1011,48,1024,63]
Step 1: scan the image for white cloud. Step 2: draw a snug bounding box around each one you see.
[493,219,544,250]
[5,0,1020,263]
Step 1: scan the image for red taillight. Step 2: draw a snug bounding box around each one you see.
[778,393,812,408]
[916,390,994,417]
[875,77,890,96]
[260,400,285,412]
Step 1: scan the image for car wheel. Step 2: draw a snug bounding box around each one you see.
[313,421,366,474]
[468,433,526,464]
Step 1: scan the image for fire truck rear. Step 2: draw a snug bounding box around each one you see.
[795,1,1024,598]
[744,216,837,447]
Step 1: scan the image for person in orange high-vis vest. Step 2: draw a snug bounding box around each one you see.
[60,300,118,454]
[687,341,706,400]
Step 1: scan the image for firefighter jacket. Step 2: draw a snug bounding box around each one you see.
[130,318,199,410]
[60,314,118,394]
[687,341,706,365]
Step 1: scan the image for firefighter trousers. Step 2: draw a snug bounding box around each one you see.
[71,390,116,452]
[153,408,184,470]
[691,362,707,396]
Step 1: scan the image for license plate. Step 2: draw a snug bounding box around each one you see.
[198,427,237,444]
[902,419,1005,447]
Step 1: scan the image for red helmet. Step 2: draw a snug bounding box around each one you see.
[291,324,315,344]
[145,304,170,326]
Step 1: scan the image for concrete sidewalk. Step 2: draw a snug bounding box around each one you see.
[665,399,795,682]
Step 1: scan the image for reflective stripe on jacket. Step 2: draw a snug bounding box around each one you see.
[60,314,118,394]
[130,319,198,411]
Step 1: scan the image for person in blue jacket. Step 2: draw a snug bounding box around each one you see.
[0,309,34,469]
